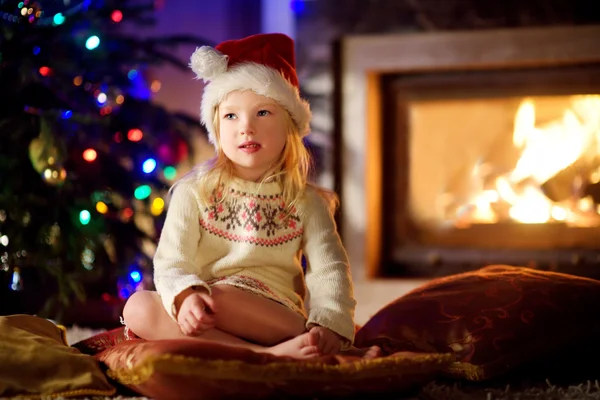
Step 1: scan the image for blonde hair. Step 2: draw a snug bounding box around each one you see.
[178,102,338,214]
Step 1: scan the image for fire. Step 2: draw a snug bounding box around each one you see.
[453,95,600,227]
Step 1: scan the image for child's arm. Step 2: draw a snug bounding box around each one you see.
[302,188,357,350]
[153,182,211,320]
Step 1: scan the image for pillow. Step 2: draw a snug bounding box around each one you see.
[0,314,116,398]
[97,338,454,399]
[72,326,133,355]
[354,265,600,381]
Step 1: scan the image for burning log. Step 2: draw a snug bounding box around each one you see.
[541,158,600,202]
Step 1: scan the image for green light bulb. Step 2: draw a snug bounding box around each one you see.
[79,210,91,225]
[134,185,152,200]
[163,166,177,180]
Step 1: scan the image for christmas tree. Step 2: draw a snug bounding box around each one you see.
[0,0,211,322]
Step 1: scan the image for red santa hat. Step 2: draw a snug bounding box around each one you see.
[189,33,311,149]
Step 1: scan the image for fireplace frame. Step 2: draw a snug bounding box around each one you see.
[334,25,600,282]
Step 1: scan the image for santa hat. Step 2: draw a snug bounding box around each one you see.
[189,33,311,149]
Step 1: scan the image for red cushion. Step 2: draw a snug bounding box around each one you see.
[72,327,134,355]
[355,265,600,380]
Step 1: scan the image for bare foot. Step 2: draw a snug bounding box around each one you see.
[342,345,383,359]
[363,345,383,359]
[261,330,321,359]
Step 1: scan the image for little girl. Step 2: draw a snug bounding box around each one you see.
[123,33,379,360]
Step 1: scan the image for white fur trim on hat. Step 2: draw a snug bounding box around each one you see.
[200,62,312,149]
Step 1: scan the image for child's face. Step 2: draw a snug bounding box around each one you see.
[218,90,288,181]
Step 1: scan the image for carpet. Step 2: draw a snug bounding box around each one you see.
[420,379,600,400]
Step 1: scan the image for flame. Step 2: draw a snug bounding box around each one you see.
[454,95,600,226]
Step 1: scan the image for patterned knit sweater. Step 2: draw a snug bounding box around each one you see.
[153,176,357,345]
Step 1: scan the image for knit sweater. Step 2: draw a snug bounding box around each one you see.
[153,176,357,345]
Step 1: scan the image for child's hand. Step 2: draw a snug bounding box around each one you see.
[177,290,216,336]
[309,325,343,356]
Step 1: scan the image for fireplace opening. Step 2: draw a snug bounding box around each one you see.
[379,64,600,278]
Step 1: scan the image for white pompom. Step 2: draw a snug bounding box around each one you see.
[189,46,228,81]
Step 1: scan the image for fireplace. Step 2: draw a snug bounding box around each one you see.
[334,25,600,282]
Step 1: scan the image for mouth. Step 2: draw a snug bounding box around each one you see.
[239,142,261,149]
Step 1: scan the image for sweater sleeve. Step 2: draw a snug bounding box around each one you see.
[153,182,211,321]
[302,188,357,349]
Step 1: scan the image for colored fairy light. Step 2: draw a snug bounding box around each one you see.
[32,46,40,55]
[129,270,142,283]
[127,128,143,142]
[115,95,124,104]
[142,158,156,173]
[39,66,50,76]
[99,106,112,115]
[290,0,306,13]
[81,247,95,270]
[111,10,123,22]
[150,80,161,92]
[61,110,72,119]
[83,148,97,162]
[85,35,100,50]
[150,197,165,216]
[134,185,151,200]
[53,13,65,25]
[96,92,107,105]
[127,69,138,80]
[121,207,134,221]
[96,201,108,214]
[163,166,177,180]
[79,210,91,225]
[11,267,22,291]
[119,287,131,299]
[73,76,83,86]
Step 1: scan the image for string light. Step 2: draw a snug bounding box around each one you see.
[83,148,97,162]
[150,80,161,92]
[79,210,91,225]
[53,13,65,25]
[129,270,142,283]
[95,201,108,214]
[1,1,92,26]
[39,66,51,76]
[150,197,165,216]
[85,35,100,50]
[121,207,134,222]
[163,166,177,180]
[142,158,156,173]
[134,185,151,200]
[96,92,107,105]
[111,10,123,23]
[127,128,143,142]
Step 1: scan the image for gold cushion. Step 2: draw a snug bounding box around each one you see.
[0,314,115,398]
[98,339,453,399]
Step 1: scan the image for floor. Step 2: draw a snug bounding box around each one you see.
[353,278,428,325]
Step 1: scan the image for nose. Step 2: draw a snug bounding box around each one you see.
[240,116,255,136]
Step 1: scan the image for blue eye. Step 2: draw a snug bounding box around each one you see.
[258,110,270,116]
[224,113,236,119]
